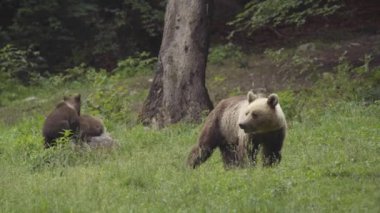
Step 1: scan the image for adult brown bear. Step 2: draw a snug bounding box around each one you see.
[187,91,287,168]
[42,94,81,148]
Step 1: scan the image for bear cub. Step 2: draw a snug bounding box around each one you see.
[42,94,81,148]
[187,91,287,168]
[79,115,104,141]
[78,115,117,149]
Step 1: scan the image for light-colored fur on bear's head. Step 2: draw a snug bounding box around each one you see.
[62,94,81,115]
[239,91,286,134]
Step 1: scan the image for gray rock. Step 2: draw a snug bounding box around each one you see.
[71,133,118,150]
[86,133,118,149]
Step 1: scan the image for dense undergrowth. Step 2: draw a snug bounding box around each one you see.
[0,44,380,212]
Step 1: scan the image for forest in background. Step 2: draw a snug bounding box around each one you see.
[0,1,379,212]
[1,0,378,75]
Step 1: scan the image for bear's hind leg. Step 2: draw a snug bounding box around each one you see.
[187,145,215,169]
[187,122,220,169]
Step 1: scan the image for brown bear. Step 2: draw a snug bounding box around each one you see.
[187,91,287,168]
[42,94,81,148]
[79,115,104,141]
[76,115,118,149]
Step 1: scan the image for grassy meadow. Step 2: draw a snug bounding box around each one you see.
[1,45,380,212]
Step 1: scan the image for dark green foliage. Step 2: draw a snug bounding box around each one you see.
[113,52,157,77]
[1,0,165,72]
[208,43,245,65]
[84,53,155,126]
[0,44,47,84]
[0,44,47,106]
[230,0,343,35]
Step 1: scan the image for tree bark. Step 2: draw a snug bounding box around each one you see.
[139,0,214,128]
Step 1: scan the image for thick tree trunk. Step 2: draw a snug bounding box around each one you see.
[139,0,214,128]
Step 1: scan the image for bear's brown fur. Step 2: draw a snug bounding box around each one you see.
[187,92,286,168]
[79,115,104,141]
[42,94,81,148]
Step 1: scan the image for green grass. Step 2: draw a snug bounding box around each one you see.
[0,95,379,212]
[1,46,380,212]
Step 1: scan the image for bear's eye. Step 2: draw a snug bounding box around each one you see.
[252,113,258,118]
[245,112,249,116]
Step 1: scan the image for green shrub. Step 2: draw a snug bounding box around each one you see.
[112,52,156,77]
[0,44,47,84]
[0,44,48,106]
[230,0,343,35]
[4,0,164,71]
[264,48,290,65]
[84,54,154,127]
[84,72,147,128]
[264,47,319,75]
[353,55,380,102]
[208,43,245,66]
[279,57,379,122]
[85,71,129,123]
[0,75,24,107]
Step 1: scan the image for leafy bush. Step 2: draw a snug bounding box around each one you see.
[264,48,290,64]
[264,46,319,75]
[0,44,47,84]
[208,43,245,66]
[279,57,380,122]
[113,52,157,77]
[2,0,164,71]
[85,71,127,121]
[84,53,154,126]
[84,72,145,128]
[230,0,343,35]
[0,44,46,106]
[0,72,20,107]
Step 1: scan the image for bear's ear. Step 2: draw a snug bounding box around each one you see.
[267,93,279,108]
[74,94,81,102]
[247,91,258,103]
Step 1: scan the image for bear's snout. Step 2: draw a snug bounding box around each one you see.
[239,121,256,133]
[239,123,246,129]
[239,123,252,133]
